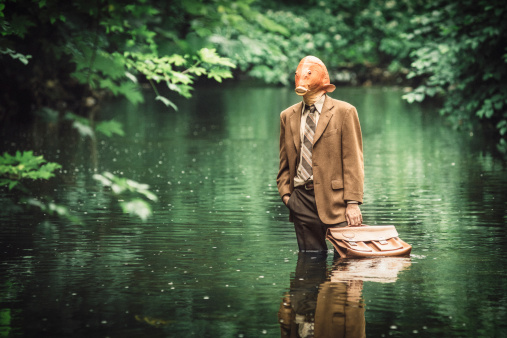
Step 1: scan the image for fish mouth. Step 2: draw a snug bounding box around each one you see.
[295,86,308,96]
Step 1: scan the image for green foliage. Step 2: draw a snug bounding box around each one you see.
[0,0,236,116]
[0,151,156,223]
[124,48,235,108]
[69,1,235,108]
[95,120,125,137]
[65,112,125,138]
[403,0,507,145]
[209,0,422,85]
[25,198,79,223]
[0,47,31,64]
[120,199,153,222]
[0,151,61,190]
[0,0,418,107]
[1,0,505,147]
[93,172,157,221]
[70,48,146,105]
[0,151,78,223]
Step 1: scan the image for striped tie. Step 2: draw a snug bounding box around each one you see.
[301,105,316,181]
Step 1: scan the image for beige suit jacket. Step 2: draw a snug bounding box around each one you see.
[277,95,364,224]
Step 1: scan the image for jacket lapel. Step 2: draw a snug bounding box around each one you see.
[290,102,303,153]
[314,95,334,145]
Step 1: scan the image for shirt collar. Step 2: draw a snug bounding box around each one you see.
[302,94,326,115]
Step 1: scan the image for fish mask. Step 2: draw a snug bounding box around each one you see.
[295,56,336,104]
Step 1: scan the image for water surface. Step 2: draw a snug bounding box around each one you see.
[1,85,506,337]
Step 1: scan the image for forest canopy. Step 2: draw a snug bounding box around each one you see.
[0,0,506,145]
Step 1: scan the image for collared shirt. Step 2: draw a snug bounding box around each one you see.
[294,94,326,188]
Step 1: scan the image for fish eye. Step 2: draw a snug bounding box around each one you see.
[308,70,311,74]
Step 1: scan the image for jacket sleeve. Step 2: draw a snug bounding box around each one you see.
[277,112,292,199]
[341,106,364,204]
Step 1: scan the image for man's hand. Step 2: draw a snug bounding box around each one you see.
[282,194,290,206]
[346,204,362,226]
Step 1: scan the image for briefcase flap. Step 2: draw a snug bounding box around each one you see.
[327,225,399,242]
[326,225,412,258]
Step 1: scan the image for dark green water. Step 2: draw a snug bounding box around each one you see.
[1,85,507,337]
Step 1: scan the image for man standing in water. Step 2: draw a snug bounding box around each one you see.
[277,56,364,252]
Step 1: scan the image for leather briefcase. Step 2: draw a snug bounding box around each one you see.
[326,225,412,258]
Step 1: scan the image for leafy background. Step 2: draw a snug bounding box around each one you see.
[1,0,506,221]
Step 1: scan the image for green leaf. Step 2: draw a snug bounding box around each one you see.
[72,121,95,138]
[496,120,507,136]
[125,71,138,83]
[256,13,290,37]
[0,48,32,65]
[207,68,233,82]
[93,51,126,80]
[9,14,36,38]
[169,71,193,85]
[120,199,152,221]
[8,180,18,190]
[198,48,236,68]
[26,198,45,210]
[93,174,112,188]
[0,179,14,188]
[117,81,144,105]
[166,54,187,66]
[25,198,81,224]
[95,120,125,137]
[140,190,158,202]
[0,151,60,185]
[166,82,193,98]
[65,112,90,125]
[155,96,178,111]
[94,172,158,212]
[111,182,125,195]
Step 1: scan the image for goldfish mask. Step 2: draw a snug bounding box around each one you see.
[295,56,336,104]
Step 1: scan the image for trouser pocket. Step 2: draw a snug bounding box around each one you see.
[286,189,298,211]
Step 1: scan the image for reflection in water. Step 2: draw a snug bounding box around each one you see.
[279,254,411,337]
[330,257,412,284]
[1,85,507,336]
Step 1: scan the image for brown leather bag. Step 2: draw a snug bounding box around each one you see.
[326,225,412,258]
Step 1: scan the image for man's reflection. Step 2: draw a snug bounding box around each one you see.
[278,253,365,338]
[279,253,411,337]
